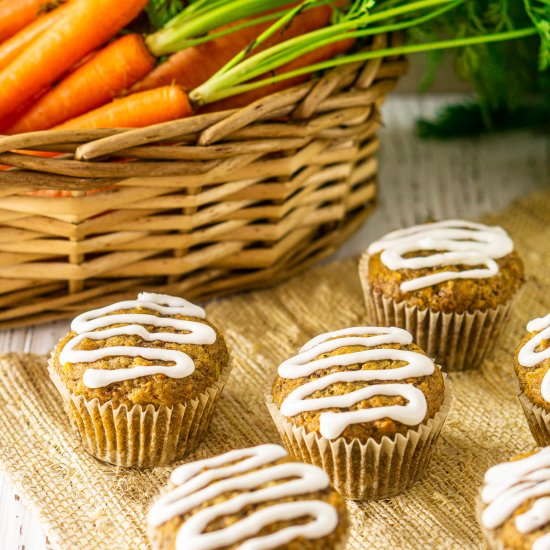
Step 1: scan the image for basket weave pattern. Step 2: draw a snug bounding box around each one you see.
[0,36,406,328]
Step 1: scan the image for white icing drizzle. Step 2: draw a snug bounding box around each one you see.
[277,326,435,439]
[367,219,514,292]
[148,444,339,550]
[482,447,550,550]
[59,292,216,389]
[518,314,550,403]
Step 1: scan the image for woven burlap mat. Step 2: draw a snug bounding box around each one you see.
[0,189,549,550]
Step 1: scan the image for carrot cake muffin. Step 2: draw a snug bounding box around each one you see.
[148,443,349,550]
[515,313,550,446]
[359,219,524,371]
[50,292,230,468]
[479,447,550,550]
[266,326,451,500]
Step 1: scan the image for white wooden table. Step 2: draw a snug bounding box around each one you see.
[1,95,548,550]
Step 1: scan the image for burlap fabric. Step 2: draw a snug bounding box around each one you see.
[0,189,549,550]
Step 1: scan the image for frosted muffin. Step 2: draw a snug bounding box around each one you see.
[515,313,550,446]
[479,447,550,549]
[50,292,230,468]
[148,444,349,550]
[359,220,524,371]
[266,326,451,500]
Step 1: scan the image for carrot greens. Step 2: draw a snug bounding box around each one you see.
[190,0,546,106]
[147,0,300,55]
[145,0,186,30]
[1,0,547,133]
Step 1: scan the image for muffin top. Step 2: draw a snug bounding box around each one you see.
[148,444,348,550]
[514,313,550,412]
[271,326,445,442]
[52,292,229,408]
[480,447,550,550]
[365,219,524,313]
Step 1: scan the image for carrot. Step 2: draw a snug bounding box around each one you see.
[0,102,32,132]
[0,0,148,120]
[0,0,56,43]
[54,85,192,130]
[131,3,333,94]
[0,87,49,131]
[131,20,274,93]
[204,37,355,112]
[0,2,71,72]
[7,34,155,133]
[26,188,113,197]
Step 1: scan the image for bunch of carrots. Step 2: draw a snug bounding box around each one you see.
[0,0,546,134]
[0,0,356,133]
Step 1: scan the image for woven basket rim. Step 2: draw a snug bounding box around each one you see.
[0,35,407,189]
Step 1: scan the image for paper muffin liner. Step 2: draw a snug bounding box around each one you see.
[358,253,514,372]
[518,392,550,447]
[265,377,452,500]
[48,357,232,468]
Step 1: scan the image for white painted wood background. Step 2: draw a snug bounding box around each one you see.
[0,95,548,550]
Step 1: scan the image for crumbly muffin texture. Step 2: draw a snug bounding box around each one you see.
[514,330,550,413]
[53,307,229,408]
[482,450,550,550]
[271,334,445,443]
[367,250,524,313]
[490,500,550,550]
[150,456,349,550]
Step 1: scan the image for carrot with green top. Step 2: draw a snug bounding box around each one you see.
[4,0,539,134]
[205,36,355,112]
[7,34,155,133]
[130,18,276,93]
[54,85,192,129]
[0,0,148,120]
[131,3,338,94]
[0,2,71,72]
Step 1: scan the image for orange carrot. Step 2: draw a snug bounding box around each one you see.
[0,87,48,131]
[0,0,57,43]
[0,102,31,132]
[0,2,71,72]
[131,3,333,94]
[0,0,148,119]
[131,20,273,93]
[204,37,355,112]
[54,85,192,130]
[26,188,113,197]
[7,34,155,133]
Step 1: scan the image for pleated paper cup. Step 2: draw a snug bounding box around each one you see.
[265,378,452,500]
[358,253,514,372]
[518,392,550,447]
[48,358,232,469]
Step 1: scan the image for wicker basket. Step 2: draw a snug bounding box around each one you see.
[0,35,407,328]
